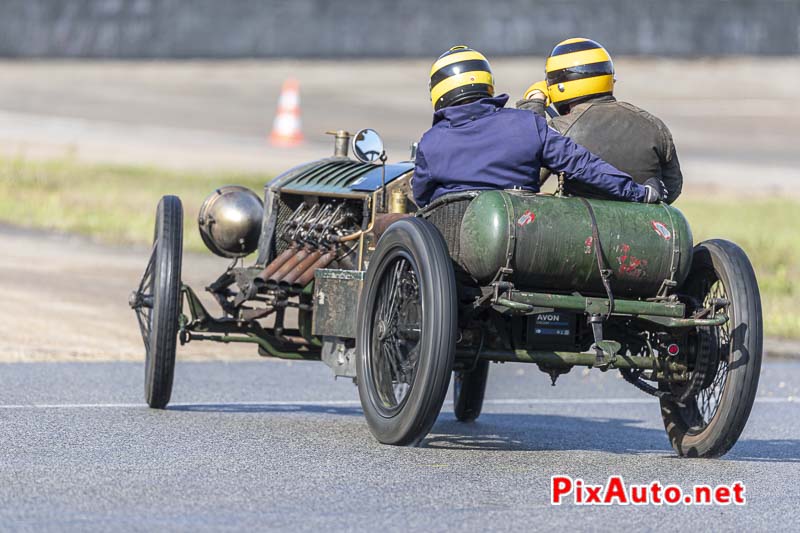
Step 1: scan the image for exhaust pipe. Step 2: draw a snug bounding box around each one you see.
[265,247,311,288]
[292,250,337,290]
[254,202,322,281]
[256,246,299,284]
[280,249,324,288]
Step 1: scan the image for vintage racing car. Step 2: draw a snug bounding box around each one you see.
[130,129,762,457]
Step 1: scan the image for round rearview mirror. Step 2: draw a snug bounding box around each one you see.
[352,128,385,163]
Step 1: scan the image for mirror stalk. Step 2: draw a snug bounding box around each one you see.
[379,151,387,212]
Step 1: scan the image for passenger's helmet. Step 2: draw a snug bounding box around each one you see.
[545,38,614,114]
[429,46,494,111]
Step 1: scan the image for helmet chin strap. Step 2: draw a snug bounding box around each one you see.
[555,102,572,115]
[556,92,613,115]
[453,96,481,106]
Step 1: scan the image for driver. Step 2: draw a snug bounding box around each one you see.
[412,46,665,208]
[517,38,683,204]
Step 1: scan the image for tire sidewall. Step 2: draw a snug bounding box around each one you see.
[145,196,183,408]
[356,218,457,445]
[661,239,762,457]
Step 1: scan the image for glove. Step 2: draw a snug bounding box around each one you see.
[643,177,667,204]
[523,80,550,104]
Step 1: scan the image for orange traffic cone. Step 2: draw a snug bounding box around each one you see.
[270,78,304,147]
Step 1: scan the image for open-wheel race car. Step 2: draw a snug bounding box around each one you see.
[130,128,762,457]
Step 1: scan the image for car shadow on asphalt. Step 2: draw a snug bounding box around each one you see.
[425,414,670,454]
[424,413,800,463]
[168,404,800,462]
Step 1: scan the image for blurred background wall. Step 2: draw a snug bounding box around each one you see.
[0,0,798,58]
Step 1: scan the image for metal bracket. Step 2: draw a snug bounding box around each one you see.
[587,314,606,367]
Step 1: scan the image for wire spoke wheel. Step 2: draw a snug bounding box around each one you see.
[660,240,762,458]
[369,256,421,416]
[357,218,457,446]
[693,280,731,427]
[129,196,183,409]
[131,243,157,352]
[678,278,730,432]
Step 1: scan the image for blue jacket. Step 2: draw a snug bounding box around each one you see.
[412,94,646,207]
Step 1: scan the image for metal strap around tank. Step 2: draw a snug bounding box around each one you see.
[657,202,680,297]
[500,192,516,272]
[661,203,680,281]
[578,197,615,318]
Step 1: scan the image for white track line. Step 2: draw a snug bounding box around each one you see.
[0,397,795,410]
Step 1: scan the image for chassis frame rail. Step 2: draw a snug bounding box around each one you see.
[495,290,728,329]
[458,348,688,381]
[179,284,321,360]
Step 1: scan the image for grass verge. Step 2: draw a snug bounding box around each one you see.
[1,156,797,339]
[0,156,271,253]
[673,196,799,340]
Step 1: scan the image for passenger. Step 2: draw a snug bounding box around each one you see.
[412,46,666,208]
[517,38,683,204]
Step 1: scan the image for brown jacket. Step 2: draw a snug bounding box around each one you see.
[517,95,683,203]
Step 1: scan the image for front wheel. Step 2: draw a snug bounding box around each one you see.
[660,239,762,458]
[356,218,457,446]
[130,195,183,409]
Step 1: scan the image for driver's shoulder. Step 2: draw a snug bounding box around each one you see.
[612,100,664,125]
[419,123,445,148]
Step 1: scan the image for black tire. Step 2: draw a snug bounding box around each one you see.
[660,239,762,458]
[453,360,489,422]
[132,196,183,409]
[356,218,457,446]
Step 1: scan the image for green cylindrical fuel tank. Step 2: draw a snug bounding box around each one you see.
[459,191,693,297]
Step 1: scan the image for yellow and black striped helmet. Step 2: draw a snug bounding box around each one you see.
[429,46,494,111]
[545,38,614,113]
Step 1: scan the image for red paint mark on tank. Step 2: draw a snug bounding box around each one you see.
[517,210,536,227]
[617,243,631,262]
[651,220,672,240]
[616,243,648,278]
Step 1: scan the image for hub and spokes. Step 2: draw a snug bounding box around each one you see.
[129,242,157,351]
[694,279,730,427]
[370,256,422,415]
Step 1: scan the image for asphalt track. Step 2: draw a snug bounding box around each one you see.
[2,359,799,531]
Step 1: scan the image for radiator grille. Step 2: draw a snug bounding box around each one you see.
[273,194,303,255]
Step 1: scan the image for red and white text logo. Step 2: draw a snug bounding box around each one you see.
[551,475,745,506]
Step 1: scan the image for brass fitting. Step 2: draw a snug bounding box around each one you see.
[389,188,407,214]
[326,130,352,157]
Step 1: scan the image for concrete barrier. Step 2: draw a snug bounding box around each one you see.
[0,0,797,58]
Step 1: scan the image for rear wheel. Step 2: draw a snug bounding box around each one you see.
[356,218,457,446]
[660,239,762,458]
[453,361,489,422]
[130,196,183,409]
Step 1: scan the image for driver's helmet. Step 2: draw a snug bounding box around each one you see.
[429,46,494,111]
[545,38,614,114]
